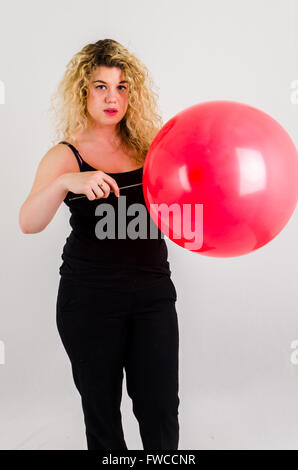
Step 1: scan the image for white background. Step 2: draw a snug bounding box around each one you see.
[1,0,298,449]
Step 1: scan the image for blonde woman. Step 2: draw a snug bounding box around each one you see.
[19,39,179,451]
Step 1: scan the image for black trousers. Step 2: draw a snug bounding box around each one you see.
[56,270,180,450]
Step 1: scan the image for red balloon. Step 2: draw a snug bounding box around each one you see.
[143,101,298,257]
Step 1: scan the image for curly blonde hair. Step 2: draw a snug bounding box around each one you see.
[48,38,163,165]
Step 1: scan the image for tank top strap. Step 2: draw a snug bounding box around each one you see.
[58,141,84,171]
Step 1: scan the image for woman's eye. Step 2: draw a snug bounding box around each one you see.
[95,85,127,90]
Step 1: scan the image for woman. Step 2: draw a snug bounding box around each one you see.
[19,39,180,451]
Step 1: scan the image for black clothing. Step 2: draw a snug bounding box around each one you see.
[56,274,179,450]
[58,141,171,279]
[55,141,180,450]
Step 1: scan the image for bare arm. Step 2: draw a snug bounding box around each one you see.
[18,144,79,234]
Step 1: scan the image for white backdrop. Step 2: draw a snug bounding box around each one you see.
[1,0,298,450]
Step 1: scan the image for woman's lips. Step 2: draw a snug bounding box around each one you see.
[104,110,118,114]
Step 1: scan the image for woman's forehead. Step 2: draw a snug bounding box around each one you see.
[91,65,126,81]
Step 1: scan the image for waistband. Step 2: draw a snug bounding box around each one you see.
[59,254,171,286]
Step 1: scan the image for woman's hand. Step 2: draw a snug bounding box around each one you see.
[61,170,120,200]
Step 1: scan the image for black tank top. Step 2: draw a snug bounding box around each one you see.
[58,141,171,280]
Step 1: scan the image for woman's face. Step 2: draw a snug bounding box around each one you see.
[86,65,129,130]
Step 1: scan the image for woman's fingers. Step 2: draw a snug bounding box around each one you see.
[83,172,121,200]
[92,180,111,199]
[101,174,120,197]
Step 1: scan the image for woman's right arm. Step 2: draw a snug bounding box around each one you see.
[18,144,79,234]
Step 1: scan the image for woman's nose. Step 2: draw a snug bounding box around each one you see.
[105,90,118,101]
